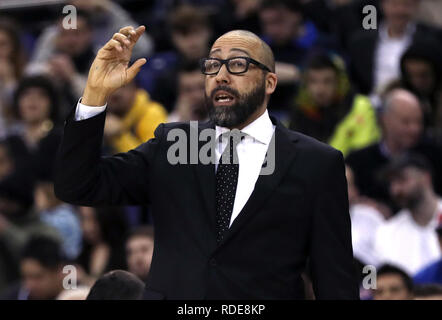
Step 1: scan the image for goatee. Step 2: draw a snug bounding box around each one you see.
[205,78,266,128]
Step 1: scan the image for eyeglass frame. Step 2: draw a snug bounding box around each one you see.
[200,56,272,75]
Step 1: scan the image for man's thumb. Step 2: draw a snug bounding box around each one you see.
[126,58,147,82]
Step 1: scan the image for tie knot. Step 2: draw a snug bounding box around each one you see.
[219,131,244,165]
[221,130,245,146]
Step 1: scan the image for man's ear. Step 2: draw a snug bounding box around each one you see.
[265,72,277,95]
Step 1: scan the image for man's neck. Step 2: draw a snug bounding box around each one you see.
[26,119,45,131]
[24,120,50,144]
[382,138,406,157]
[386,23,409,39]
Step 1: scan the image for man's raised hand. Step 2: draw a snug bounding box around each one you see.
[82,25,146,106]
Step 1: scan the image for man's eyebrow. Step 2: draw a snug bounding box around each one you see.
[230,48,250,56]
[209,48,221,56]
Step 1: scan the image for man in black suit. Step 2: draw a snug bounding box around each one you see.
[54,26,358,299]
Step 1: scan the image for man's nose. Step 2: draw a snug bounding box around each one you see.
[214,64,231,84]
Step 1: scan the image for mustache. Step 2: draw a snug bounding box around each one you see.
[210,85,240,99]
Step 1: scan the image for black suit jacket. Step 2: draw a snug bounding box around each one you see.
[54,106,359,300]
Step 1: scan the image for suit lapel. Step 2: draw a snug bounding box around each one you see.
[216,119,299,250]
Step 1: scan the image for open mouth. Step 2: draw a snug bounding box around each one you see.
[213,90,236,105]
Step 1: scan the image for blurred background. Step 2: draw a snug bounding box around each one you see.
[0,0,441,300]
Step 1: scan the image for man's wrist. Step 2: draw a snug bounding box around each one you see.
[82,86,109,106]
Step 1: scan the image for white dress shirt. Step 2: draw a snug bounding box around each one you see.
[75,101,276,227]
[75,101,107,120]
[214,110,275,226]
[350,203,385,266]
[373,199,442,275]
[373,23,415,93]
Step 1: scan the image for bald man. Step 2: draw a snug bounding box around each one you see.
[54,26,359,299]
[347,88,442,213]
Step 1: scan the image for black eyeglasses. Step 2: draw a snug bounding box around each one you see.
[200,56,271,75]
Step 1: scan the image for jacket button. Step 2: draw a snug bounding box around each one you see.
[209,258,217,267]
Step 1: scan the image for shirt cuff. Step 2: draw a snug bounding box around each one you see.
[75,98,107,121]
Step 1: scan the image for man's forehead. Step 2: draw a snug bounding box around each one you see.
[210,35,260,57]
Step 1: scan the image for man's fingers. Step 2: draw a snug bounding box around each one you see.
[117,25,145,47]
[118,26,135,36]
[112,33,131,47]
[103,39,123,52]
[126,58,147,82]
[130,25,146,44]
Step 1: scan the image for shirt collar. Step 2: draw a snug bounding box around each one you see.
[215,109,275,145]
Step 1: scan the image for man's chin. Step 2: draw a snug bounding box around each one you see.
[211,116,238,128]
[208,103,240,127]
[394,198,414,210]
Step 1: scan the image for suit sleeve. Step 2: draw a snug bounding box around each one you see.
[309,150,360,299]
[54,105,164,206]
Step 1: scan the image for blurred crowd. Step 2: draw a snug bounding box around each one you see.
[0,0,441,300]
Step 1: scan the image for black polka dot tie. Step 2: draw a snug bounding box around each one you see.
[215,135,239,243]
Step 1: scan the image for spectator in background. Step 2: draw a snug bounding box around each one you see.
[300,0,366,47]
[0,171,60,294]
[68,0,153,59]
[346,165,385,272]
[104,80,167,154]
[126,226,154,283]
[372,264,414,300]
[1,236,66,300]
[27,10,95,114]
[34,175,82,261]
[373,154,442,276]
[76,206,128,286]
[348,0,441,95]
[258,0,333,112]
[414,217,442,285]
[86,270,145,300]
[168,62,208,122]
[137,5,212,111]
[5,75,62,183]
[289,53,380,157]
[214,0,263,36]
[30,0,155,116]
[346,88,442,213]
[0,20,26,137]
[400,41,442,139]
